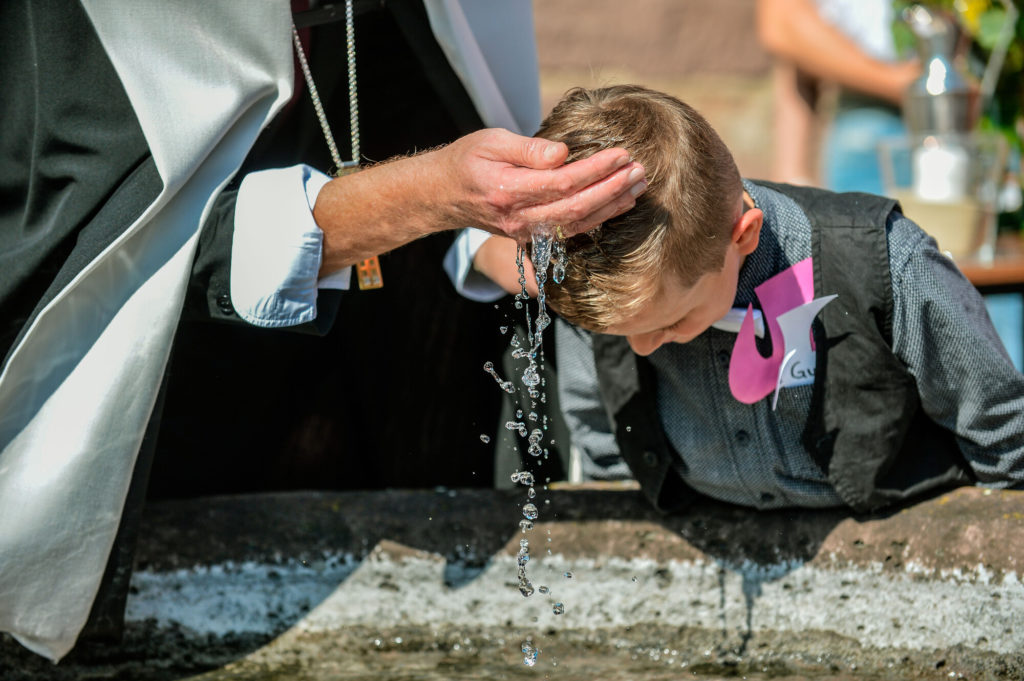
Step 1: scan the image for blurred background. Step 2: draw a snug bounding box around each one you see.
[534,0,776,179]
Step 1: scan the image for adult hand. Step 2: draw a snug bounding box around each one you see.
[313,128,645,276]
[438,128,647,241]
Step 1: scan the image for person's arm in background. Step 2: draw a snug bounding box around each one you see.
[770,60,820,185]
[756,0,919,104]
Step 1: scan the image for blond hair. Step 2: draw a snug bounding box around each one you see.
[540,85,742,331]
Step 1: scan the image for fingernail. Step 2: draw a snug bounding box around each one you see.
[543,144,562,162]
[629,180,647,197]
[627,167,644,184]
[614,153,631,168]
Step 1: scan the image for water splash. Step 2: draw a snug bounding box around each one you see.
[510,471,535,486]
[485,225,570,667]
[505,421,528,438]
[479,434,491,444]
[527,428,544,457]
[521,641,539,666]
[552,238,567,284]
[483,361,515,394]
[517,538,534,597]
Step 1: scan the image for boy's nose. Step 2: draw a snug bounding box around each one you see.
[626,332,665,356]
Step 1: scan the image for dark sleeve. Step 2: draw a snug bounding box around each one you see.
[179,184,343,335]
[888,213,1024,487]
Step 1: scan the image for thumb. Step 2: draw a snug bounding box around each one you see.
[503,134,568,170]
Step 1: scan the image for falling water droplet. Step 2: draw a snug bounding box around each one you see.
[479,434,491,443]
[563,571,574,579]
[522,503,539,520]
[505,421,528,437]
[483,361,515,394]
[538,585,549,594]
[522,641,539,666]
[510,471,535,486]
[553,602,564,615]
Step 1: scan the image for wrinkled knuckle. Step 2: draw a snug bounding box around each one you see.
[553,173,575,195]
[483,188,510,212]
[525,137,547,158]
[501,216,527,238]
[564,203,587,222]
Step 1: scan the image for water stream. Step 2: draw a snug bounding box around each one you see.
[481,226,570,668]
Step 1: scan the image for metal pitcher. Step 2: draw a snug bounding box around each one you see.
[901,1,1018,136]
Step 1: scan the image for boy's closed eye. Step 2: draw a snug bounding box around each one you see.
[662,317,686,333]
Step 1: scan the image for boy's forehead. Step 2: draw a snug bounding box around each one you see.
[602,273,695,336]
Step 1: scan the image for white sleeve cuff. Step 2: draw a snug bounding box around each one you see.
[443,227,507,303]
[231,164,351,328]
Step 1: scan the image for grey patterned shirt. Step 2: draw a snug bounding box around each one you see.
[557,180,1024,509]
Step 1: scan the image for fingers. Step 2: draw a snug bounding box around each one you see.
[562,177,648,237]
[518,161,647,237]
[506,148,634,206]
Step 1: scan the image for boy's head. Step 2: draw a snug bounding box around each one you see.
[539,85,762,355]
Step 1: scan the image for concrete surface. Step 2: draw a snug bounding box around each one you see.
[2,486,1021,680]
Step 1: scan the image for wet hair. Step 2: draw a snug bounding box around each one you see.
[539,85,742,331]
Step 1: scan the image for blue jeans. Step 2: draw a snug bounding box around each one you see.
[822,105,906,196]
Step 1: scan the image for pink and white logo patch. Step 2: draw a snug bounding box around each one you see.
[727,258,837,408]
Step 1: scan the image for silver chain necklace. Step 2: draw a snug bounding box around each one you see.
[291,0,360,176]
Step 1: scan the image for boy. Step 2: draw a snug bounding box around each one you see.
[457,84,1024,513]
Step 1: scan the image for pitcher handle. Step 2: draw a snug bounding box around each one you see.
[980,0,1019,108]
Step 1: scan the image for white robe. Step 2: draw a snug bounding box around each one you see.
[0,0,539,661]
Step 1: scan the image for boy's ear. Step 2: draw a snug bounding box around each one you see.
[732,208,763,256]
